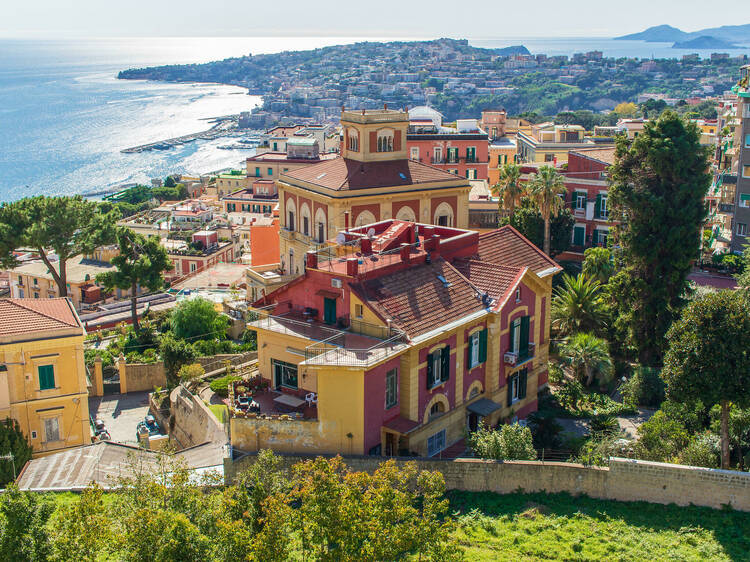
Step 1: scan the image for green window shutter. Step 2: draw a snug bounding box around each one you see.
[509,320,516,353]
[507,375,514,406]
[519,368,528,399]
[595,194,602,219]
[520,316,530,358]
[426,352,434,389]
[441,347,450,383]
[592,229,599,246]
[479,329,487,363]
[466,335,474,368]
[38,365,55,390]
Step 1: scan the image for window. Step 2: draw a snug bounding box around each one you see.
[434,147,443,164]
[33,278,38,285]
[510,319,521,354]
[466,147,476,163]
[34,292,39,299]
[599,194,608,218]
[43,417,60,443]
[467,329,487,369]
[427,429,446,456]
[509,316,531,361]
[385,369,398,409]
[544,153,555,162]
[506,368,528,406]
[17,276,23,286]
[348,130,359,152]
[426,347,450,388]
[38,364,55,390]
[740,195,750,208]
[303,216,309,237]
[255,167,261,177]
[515,287,521,303]
[273,359,298,389]
[410,147,419,160]
[354,304,363,318]
[466,169,477,180]
[447,147,458,164]
[377,132,394,152]
[575,192,587,210]
[288,210,295,231]
[267,168,273,176]
[18,289,24,298]
[737,223,748,236]
[273,142,278,151]
[745,133,750,148]
[190,263,197,273]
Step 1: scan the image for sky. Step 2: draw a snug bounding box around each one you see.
[2,0,748,38]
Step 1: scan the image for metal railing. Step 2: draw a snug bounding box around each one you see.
[303,331,408,367]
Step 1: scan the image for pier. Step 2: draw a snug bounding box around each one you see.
[120,115,239,153]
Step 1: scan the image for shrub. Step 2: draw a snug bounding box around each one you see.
[209,374,243,397]
[468,424,537,460]
[677,432,719,468]
[634,410,690,462]
[0,419,33,487]
[589,414,620,435]
[621,366,665,408]
[178,363,205,390]
[170,298,229,341]
[527,411,563,449]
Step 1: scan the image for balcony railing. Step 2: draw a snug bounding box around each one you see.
[503,343,536,366]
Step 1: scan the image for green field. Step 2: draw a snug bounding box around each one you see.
[208,404,228,423]
[449,491,750,561]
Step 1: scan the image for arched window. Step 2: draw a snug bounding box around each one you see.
[395,206,416,222]
[433,202,454,228]
[286,198,297,231]
[377,129,394,152]
[300,203,311,237]
[354,210,377,228]
[429,401,445,421]
[347,129,359,152]
[314,208,327,243]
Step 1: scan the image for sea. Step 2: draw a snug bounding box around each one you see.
[1,35,749,202]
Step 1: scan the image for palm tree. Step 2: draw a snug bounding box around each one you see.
[527,165,566,256]
[491,163,524,220]
[582,246,614,284]
[551,274,607,336]
[559,332,613,387]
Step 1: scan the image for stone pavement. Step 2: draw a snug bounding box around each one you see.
[88,391,152,445]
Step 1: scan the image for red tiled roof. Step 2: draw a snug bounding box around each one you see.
[0,298,81,337]
[351,259,486,338]
[475,226,561,276]
[453,259,525,303]
[569,147,616,165]
[282,157,461,191]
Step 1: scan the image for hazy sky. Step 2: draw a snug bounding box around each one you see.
[2,0,747,38]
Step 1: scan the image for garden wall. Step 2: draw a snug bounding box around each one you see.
[171,385,227,449]
[117,359,166,393]
[198,351,258,375]
[225,454,750,512]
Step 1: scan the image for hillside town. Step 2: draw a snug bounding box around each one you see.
[0,42,749,560]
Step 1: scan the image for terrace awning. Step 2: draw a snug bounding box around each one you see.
[466,398,503,417]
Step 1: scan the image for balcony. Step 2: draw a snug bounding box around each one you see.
[503,343,536,366]
[248,310,409,367]
[719,203,735,214]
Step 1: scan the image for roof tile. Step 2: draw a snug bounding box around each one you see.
[475,226,561,276]
[0,298,81,337]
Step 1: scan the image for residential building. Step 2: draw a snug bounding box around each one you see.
[215,170,251,198]
[516,123,602,164]
[165,230,237,282]
[730,64,750,254]
[406,109,490,180]
[240,219,560,457]
[244,140,338,183]
[0,298,91,457]
[9,253,124,310]
[221,184,277,215]
[480,109,508,140]
[275,108,472,278]
[487,137,519,187]
[561,148,616,256]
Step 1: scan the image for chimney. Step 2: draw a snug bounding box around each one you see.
[431,235,441,256]
[360,237,372,254]
[423,226,434,239]
[400,243,411,263]
[346,257,359,277]
[306,250,318,269]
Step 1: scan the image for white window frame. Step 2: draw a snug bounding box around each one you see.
[510,374,520,404]
[427,429,446,456]
[189,263,197,273]
[410,147,419,160]
[576,193,586,210]
[515,287,521,303]
[431,351,442,387]
[511,319,521,354]
[470,332,480,368]
[600,194,608,218]
[385,368,398,409]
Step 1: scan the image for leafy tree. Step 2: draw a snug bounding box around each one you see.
[737,244,750,294]
[0,484,53,562]
[582,246,614,284]
[468,424,536,460]
[97,228,172,334]
[608,110,711,366]
[491,163,524,220]
[170,297,229,341]
[502,204,574,257]
[614,102,638,116]
[620,366,665,408]
[159,333,198,380]
[559,332,613,387]
[635,410,690,462]
[50,485,112,562]
[118,508,211,562]
[177,363,205,391]
[661,290,750,468]
[527,166,567,256]
[677,432,719,468]
[0,196,118,297]
[164,175,177,188]
[0,418,32,486]
[551,274,607,336]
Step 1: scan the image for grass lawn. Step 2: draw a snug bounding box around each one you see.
[449,490,750,561]
[208,404,228,423]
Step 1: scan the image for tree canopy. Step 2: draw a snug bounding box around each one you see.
[501,204,573,258]
[0,196,118,297]
[527,166,567,256]
[608,110,711,366]
[170,297,229,341]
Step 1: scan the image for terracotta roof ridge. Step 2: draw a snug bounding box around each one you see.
[489,225,560,270]
[7,298,79,328]
[494,267,530,312]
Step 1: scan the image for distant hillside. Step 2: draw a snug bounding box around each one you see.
[493,45,530,56]
[616,23,750,45]
[616,25,689,43]
[673,36,740,50]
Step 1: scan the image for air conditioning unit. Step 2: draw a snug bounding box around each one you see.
[503,352,517,366]
[331,278,342,289]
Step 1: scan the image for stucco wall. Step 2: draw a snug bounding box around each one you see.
[171,385,227,449]
[226,454,750,512]
[118,360,166,393]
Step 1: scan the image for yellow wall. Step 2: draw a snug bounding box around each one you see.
[0,334,90,457]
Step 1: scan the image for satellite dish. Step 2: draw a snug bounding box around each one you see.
[367,228,376,239]
[335,233,346,244]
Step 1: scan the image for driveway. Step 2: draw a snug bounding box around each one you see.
[88,391,152,445]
